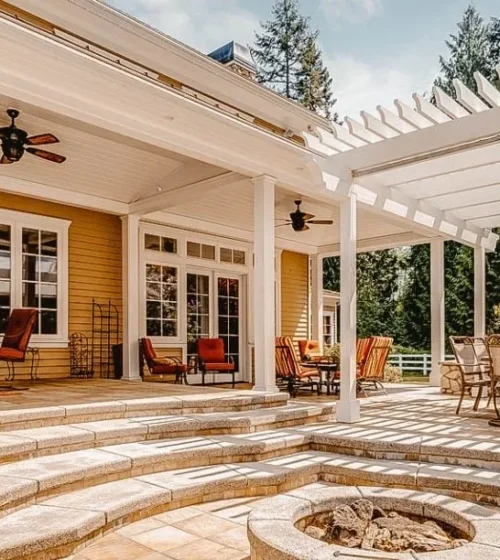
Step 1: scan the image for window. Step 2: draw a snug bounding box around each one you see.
[145,234,177,254]
[0,210,69,342]
[0,225,10,333]
[220,247,246,265]
[146,264,178,337]
[323,311,336,348]
[22,228,58,334]
[187,241,216,260]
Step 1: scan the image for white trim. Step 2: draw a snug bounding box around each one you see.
[275,248,283,336]
[474,246,486,338]
[0,208,70,345]
[430,239,445,387]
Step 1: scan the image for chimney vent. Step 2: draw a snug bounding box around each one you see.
[208,41,257,80]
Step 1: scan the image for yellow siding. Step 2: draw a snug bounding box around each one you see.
[0,193,122,379]
[280,251,309,342]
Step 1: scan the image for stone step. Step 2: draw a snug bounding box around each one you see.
[3,449,500,559]
[0,402,333,463]
[0,391,289,431]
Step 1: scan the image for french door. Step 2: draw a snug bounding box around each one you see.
[186,270,243,372]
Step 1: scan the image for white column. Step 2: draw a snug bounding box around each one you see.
[311,255,324,352]
[252,175,279,392]
[430,239,445,387]
[474,246,486,338]
[121,215,142,381]
[336,194,360,423]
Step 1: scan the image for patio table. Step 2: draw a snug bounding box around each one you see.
[302,360,338,396]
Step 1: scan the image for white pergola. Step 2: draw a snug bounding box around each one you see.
[307,68,500,423]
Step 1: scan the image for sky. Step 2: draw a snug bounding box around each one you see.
[106,0,499,119]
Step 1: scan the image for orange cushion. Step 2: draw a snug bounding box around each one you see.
[2,309,37,353]
[204,362,235,372]
[298,340,321,361]
[151,363,187,375]
[0,347,25,361]
[198,338,225,363]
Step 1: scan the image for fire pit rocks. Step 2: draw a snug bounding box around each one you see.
[248,485,500,560]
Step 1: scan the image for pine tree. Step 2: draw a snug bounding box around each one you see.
[434,5,494,96]
[488,18,500,87]
[251,0,315,100]
[296,37,339,121]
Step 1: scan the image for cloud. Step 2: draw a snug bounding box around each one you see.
[106,0,259,54]
[320,0,383,23]
[326,51,438,119]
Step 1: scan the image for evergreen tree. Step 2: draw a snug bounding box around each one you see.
[434,5,494,96]
[296,37,339,121]
[251,0,314,100]
[489,18,500,87]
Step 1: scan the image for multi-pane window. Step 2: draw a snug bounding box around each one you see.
[22,229,58,334]
[218,277,240,370]
[186,273,210,362]
[0,225,10,333]
[220,247,246,265]
[146,264,178,337]
[186,241,216,260]
[145,234,177,254]
[323,312,336,348]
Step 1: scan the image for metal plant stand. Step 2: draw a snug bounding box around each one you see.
[69,332,94,378]
[91,300,119,379]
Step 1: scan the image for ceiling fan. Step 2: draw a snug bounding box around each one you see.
[0,109,66,165]
[277,200,334,232]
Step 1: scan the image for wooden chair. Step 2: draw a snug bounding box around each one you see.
[356,336,393,396]
[0,309,37,381]
[357,337,375,370]
[450,336,491,415]
[486,335,500,419]
[139,338,188,384]
[197,338,235,387]
[275,337,317,397]
[297,340,322,362]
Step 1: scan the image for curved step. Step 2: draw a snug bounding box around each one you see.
[0,402,334,463]
[0,391,288,431]
[4,449,500,559]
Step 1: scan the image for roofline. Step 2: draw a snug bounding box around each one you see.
[3,0,331,135]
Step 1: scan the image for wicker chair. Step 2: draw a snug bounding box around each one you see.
[450,336,491,415]
[275,337,317,397]
[139,338,188,384]
[0,309,37,381]
[356,337,393,396]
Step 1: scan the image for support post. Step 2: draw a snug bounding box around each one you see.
[336,194,360,423]
[252,175,279,393]
[121,215,142,381]
[430,239,445,387]
[474,246,486,338]
[311,255,324,353]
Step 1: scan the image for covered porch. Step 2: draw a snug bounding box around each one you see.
[0,1,499,427]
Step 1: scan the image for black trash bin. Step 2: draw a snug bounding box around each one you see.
[112,343,123,379]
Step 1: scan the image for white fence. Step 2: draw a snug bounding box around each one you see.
[388,354,454,376]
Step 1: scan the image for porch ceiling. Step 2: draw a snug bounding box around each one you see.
[164,182,423,252]
[0,97,226,205]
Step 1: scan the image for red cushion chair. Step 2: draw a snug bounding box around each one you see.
[197,338,235,387]
[297,340,322,362]
[139,338,188,384]
[0,308,37,380]
[275,337,318,397]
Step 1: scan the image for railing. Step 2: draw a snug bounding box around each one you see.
[388,354,454,376]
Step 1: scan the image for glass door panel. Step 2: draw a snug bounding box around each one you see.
[217,277,240,371]
[186,272,210,364]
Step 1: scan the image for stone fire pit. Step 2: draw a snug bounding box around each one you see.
[248,485,500,560]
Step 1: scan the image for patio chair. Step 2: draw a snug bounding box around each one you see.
[357,337,375,370]
[486,335,500,420]
[0,309,38,381]
[197,338,235,387]
[450,336,491,415]
[297,340,322,362]
[139,338,188,384]
[275,337,318,397]
[356,336,393,396]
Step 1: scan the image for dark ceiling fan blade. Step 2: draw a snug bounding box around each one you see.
[306,220,334,225]
[25,133,59,146]
[302,213,315,221]
[0,155,13,164]
[275,223,290,228]
[26,147,66,164]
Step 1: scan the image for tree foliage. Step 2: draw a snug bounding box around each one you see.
[252,0,338,120]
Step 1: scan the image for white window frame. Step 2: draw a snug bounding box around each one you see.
[0,208,70,348]
[140,223,250,349]
[323,310,336,348]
